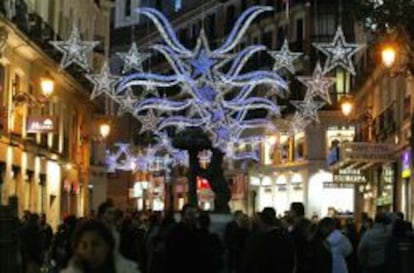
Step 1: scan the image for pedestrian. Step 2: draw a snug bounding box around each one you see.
[61,219,140,273]
[307,217,335,273]
[288,202,312,273]
[327,218,353,273]
[358,212,391,273]
[241,207,295,273]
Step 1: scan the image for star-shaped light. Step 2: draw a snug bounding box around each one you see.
[291,99,326,122]
[269,39,303,74]
[184,29,231,83]
[313,25,365,75]
[288,114,311,136]
[85,62,121,100]
[141,80,159,97]
[298,62,335,104]
[137,109,159,133]
[116,42,151,74]
[50,26,99,71]
[117,88,138,116]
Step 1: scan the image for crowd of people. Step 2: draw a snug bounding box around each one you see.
[16,201,414,273]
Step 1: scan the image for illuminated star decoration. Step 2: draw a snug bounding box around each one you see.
[313,25,366,75]
[50,26,99,71]
[290,99,326,123]
[117,88,138,116]
[269,38,303,74]
[298,62,335,104]
[288,113,311,136]
[116,42,151,74]
[115,6,287,155]
[137,109,159,133]
[85,62,121,100]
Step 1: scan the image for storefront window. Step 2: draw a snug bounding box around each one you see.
[376,165,394,209]
[326,126,355,160]
[294,132,305,161]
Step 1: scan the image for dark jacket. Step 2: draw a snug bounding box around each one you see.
[307,236,333,273]
[241,226,295,273]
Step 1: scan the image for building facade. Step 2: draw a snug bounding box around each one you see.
[0,0,112,229]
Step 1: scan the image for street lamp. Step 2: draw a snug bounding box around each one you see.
[381,45,397,68]
[99,122,111,139]
[340,95,353,118]
[40,75,54,97]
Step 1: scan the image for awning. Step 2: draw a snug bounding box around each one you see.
[329,142,396,170]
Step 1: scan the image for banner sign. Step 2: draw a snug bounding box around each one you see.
[333,168,367,184]
[26,116,57,133]
[401,150,411,178]
[341,142,395,161]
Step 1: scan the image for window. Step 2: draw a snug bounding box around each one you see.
[296,18,304,42]
[334,68,350,104]
[241,0,247,10]
[262,30,273,48]
[155,0,163,11]
[294,132,305,161]
[207,13,216,39]
[174,0,182,12]
[125,0,131,17]
[225,5,236,34]
[277,25,287,48]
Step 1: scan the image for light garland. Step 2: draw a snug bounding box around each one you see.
[114,6,287,150]
[49,6,367,168]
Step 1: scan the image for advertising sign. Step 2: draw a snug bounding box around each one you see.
[26,116,57,133]
[401,149,411,178]
[341,142,395,161]
[333,168,367,184]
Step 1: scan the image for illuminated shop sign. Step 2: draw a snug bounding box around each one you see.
[342,142,395,161]
[401,150,411,178]
[26,116,57,133]
[333,168,367,184]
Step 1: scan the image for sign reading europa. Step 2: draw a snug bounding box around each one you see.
[26,116,57,133]
[333,168,367,184]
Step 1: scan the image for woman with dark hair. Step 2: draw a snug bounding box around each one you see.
[307,217,335,273]
[61,220,140,273]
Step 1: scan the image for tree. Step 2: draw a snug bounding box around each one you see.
[354,0,414,37]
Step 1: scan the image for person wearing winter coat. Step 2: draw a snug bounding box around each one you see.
[61,220,140,273]
[358,213,391,273]
[327,226,353,273]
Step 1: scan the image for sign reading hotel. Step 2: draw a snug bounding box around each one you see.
[26,116,57,133]
[333,168,367,185]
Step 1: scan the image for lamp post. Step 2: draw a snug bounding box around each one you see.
[99,122,111,139]
[340,95,354,118]
[40,75,54,97]
[381,45,397,68]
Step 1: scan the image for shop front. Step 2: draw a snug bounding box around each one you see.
[328,142,396,219]
[249,170,306,216]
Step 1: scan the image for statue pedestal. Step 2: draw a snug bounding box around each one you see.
[174,212,233,239]
[209,212,233,239]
